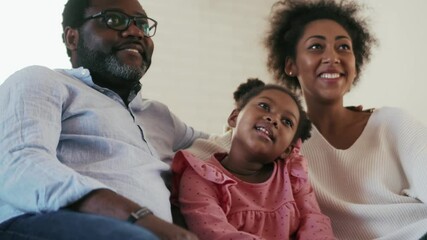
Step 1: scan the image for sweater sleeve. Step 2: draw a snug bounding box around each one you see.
[384,107,427,202]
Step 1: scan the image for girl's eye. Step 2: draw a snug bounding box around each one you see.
[282,119,294,128]
[258,102,270,111]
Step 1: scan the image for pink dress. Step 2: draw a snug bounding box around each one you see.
[171,143,335,240]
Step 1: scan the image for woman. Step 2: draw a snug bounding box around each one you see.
[187,0,427,239]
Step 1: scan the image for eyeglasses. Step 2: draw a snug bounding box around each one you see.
[82,10,158,37]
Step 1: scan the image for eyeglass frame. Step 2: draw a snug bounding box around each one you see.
[81,10,158,37]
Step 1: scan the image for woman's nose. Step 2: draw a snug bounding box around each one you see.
[322,57,341,64]
[322,49,340,64]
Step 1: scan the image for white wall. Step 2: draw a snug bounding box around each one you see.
[1,1,426,134]
[0,1,70,81]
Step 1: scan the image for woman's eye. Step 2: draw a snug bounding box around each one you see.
[338,44,351,51]
[258,102,270,111]
[308,44,322,50]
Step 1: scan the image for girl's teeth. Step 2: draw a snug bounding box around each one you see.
[257,127,270,136]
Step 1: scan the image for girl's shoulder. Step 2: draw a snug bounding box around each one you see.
[172,150,234,184]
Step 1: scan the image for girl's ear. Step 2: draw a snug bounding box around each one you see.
[227,109,240,128]
[279,145,293,159]
[285,57,298,77]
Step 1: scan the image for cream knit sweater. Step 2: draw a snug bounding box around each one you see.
[186,107,427,240]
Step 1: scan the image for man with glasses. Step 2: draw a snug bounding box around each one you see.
[0,0,204,239]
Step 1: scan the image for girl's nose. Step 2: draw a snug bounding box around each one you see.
[264,116,278,128]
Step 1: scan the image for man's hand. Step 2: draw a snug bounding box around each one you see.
[138,214,198,240]
[68,189,198,240]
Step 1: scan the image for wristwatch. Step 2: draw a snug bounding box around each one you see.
[127,207,153,223]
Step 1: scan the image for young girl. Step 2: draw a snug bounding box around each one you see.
[171,79,335,240]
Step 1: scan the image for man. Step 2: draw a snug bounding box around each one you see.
[0,0,205,239]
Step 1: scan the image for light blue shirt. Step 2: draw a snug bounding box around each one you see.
[0,65,207,223]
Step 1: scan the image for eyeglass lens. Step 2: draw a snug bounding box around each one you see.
[104,12,156,37]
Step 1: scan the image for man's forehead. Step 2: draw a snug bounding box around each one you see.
[87,0,146,15]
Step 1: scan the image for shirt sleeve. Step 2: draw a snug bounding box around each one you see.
[0,66,109,213]
[178,167,264,240]
[135,99,209,165]
[169,109,209,152]
[288,146,336,240]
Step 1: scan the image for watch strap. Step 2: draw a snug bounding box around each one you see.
[127,207,153,223]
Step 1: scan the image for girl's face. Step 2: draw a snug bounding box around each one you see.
[286,19,357,104]
[228,89,300,162]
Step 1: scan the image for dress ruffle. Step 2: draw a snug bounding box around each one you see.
[288,139,309,194]
[172,139,308,205]
[171,151,237,209]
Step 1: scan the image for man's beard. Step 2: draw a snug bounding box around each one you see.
[76,37,148,83]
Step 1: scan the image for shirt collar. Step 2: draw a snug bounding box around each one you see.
[59,67,142,103]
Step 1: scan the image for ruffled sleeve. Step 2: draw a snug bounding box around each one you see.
[288,139,309,194]
[171,150,236,206]
[171,150,264,239]
[288,139,336,240]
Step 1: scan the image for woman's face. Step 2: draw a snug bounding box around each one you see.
[286,19,357,104]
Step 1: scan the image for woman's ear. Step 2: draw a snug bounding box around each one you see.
[63,26,79,53]
[285,57,297,77]
[227,109,240,128]
[279,145,293,159]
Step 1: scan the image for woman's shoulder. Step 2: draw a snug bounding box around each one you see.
[372,107,420,125]
[185,130,232,161]
[374,106,408,116]
[370,107,426,135]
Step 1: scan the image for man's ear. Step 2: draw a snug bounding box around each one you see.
[279,145,293,159]
[63,26,79,52]
[227,109,240,128]
[285,57,298,77]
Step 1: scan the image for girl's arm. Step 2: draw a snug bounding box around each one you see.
[290,154,336,240]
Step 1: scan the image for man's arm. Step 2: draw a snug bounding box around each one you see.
[69,189,198,240]
[0,67,107,214]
